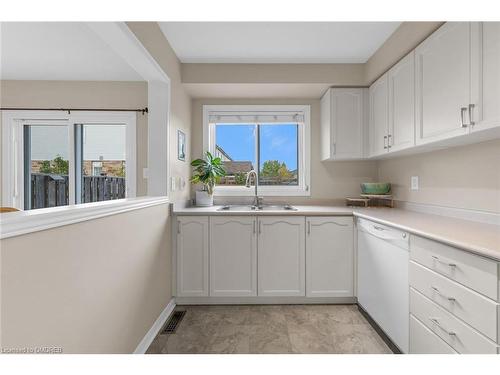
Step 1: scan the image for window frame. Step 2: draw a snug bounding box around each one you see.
[1,110,136,210]
[203,105,311,197]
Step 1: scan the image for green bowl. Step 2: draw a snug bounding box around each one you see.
[360,182,391,195]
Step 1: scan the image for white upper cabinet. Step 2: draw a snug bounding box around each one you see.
[321,88,367,160]
[470,22,500,132]
[369,74,389,157]
[257,216,305,297]
[415,22,471,145]
[210,216,257,297]
[176,216,209,297]
[306,216,354,298]
[388,51,416,152]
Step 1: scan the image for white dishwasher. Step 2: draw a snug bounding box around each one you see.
[357,217,409,353]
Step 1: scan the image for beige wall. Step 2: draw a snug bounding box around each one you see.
[127,22,192,203]
[191,98,378,204]
[378,139,500,213]
[0,80,149,196]
[364,22,444,84]
[0,203,171,353]
[182,63,365,85]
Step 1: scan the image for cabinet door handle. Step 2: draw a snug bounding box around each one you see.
[177,221,181,234]
[258,220,262,234]
[431,286,456,302]
[253,220,256,234]
[332,142,336,155]
[383,135,388,149]
[307,221,311,235]
[468,104,475,126]
[431,255,457,269]
[429,317,456,336]
[387,134,392,148]
[460,107,468,128]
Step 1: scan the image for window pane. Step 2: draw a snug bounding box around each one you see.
[215,124,256,185]
[77,124,126,203]
[259,124,299,186]
[25,125,69,210]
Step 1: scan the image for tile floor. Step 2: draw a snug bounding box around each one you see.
[146,304,392,354]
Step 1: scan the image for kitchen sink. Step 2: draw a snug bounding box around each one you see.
[216,204,297,212]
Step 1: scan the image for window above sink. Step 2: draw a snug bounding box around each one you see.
[203,105,311,197]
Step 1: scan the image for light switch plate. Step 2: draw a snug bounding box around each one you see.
[170,176,177,191]
[411,176,419,191]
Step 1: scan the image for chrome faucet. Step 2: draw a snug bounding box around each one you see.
[245,170,263,209]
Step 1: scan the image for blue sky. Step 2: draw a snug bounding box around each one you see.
[216,124,298,170]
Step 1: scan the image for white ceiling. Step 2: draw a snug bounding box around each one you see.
[159,22,401,63]
[0,22,143,81]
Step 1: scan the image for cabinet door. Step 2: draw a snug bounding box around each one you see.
[471,22,500,132]
[320,88,333,160]
[306,216,354,297]
[176,216,209,297]
[331,88,367,159]
[415,22,471,145]
[369,74,389,156]
[258,216,305,297]
[388,51,416,152]
[210,216,257,297]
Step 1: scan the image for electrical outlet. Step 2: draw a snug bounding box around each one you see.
[411,176,419,191]
[142,168,148,179]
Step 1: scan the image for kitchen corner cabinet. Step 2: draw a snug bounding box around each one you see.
[470,22,500,133]
[415,22,472,145]
[368,74,389,157]
[388,51,416,152]
[306,217,354,297]
[369,51,415,157]
[176,216,209,297]
[258,217,306,297]
[210,216,257,297]
[321,88,367,160]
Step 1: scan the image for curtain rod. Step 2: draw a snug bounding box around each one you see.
[0,107,148,115]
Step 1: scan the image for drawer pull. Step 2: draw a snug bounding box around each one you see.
[431,255,457,268]
[431,286,456,302]
[373,225,385,231]
[429,317,456,337]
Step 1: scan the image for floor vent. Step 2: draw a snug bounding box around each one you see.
[162,310,186,334]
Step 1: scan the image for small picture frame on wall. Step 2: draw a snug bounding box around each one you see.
[177,130,186,161]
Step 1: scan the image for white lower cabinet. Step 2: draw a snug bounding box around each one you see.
[210,216,257,297]
[176,216,209,297]
[258,216,306,297]
[306,216,354,297]
[410,315,457,354]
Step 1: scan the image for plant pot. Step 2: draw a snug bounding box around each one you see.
[195,190,214,207]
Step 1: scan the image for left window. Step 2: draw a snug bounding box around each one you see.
[2,111,136,210]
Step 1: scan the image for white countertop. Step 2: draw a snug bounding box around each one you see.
[173,204,500,261]
[353,207,500,262]
[172,204,353,216]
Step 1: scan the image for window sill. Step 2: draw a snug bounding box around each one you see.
[213,186,311,197]
[0,196,169,239]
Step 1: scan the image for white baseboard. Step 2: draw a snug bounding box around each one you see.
[133,298,176,354]
[175,296,356,305]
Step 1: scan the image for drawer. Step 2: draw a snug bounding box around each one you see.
[410,261,499,342]
[410,288,499,353]
[410,315,457,354]
[411,235,499,301]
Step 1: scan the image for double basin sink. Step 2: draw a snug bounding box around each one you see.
[216,204,297,212]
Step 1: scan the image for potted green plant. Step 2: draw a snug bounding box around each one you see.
[190,151,226,206]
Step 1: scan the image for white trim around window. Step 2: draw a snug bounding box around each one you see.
[202,105,311,197]
[1,110,137,210]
